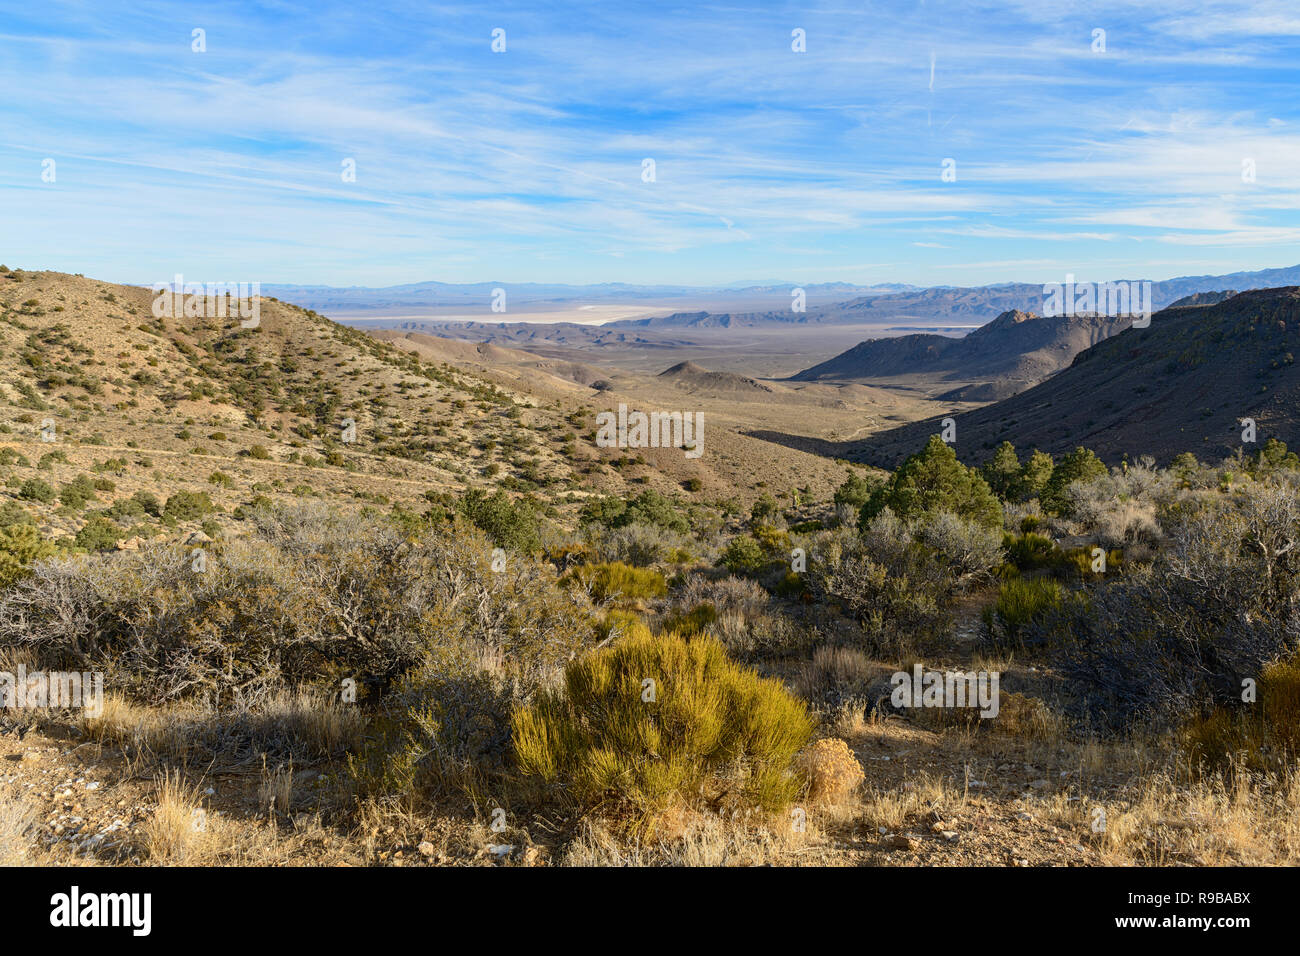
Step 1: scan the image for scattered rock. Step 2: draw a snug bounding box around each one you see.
[886,834,919,851]
[418,841,435,858]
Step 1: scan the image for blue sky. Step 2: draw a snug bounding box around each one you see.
[2,0,1300,288]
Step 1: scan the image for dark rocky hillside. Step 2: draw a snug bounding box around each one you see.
[791,309,1130,399]
[845,287,1300,466]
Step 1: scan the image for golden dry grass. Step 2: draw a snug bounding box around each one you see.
[558,811,816,867]
[140,771,218,865]
[0,783,41,865]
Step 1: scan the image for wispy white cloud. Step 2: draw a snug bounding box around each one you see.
[0,0,1298,286]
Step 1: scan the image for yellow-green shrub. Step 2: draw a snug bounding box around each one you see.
[982,576,1064,650]
[1066,546,1124,577]
[564,561,667,604]
[598,610,649,641]
[752,525,791,554]
[512,631,813,821]
[661,602,717,637]
[0,524,56,590]
[1002,531,1057,571]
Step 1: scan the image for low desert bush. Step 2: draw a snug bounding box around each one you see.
[661,602,718,637]
[0,503,597,703]
[665,573,768,620]
[458,488,543,554]
[19,478,55,503]
[808,512,965,656]
[512,631,814,823]
[1035,483,1300,733]
[797,737,865,804]
[1064,465,1168,548]
[1002,531,1059,572]
[73,515,120,552]
[585,521,689,567]
[718,535,767,575]
[351,659,519,801]
[163,489,214,520]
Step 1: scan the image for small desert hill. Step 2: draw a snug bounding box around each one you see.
[842,287,1300,467]
[791,309,1131,399]
[648,360,906,412]
[657,361,774,395]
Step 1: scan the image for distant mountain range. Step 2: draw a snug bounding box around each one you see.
[604,265,1300,330]
[843,287,1300,466]
[248,264,1300,323]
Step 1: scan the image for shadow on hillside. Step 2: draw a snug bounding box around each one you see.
[743,428,944,469]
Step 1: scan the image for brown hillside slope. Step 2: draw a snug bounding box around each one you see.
[0,269,866,542]
[372,329,610,392]
[0,268,608,541]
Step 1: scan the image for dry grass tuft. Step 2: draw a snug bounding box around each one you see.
[260,760,295,817]
[140,771,218,864]
[0,783,41,865]
[795,645,873,702]
[855,771,963,833]
[559,810,814,866]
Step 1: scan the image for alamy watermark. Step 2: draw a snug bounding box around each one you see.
[151,274,260,328]
[595,403,703,459]
[1,665,104,717]
[1042,274,1151,328]
[50,886,150,936]
[891,664,1000,718]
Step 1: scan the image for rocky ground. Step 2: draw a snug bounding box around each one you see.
[8,704,1278,868]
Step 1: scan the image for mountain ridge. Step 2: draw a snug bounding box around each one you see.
[839,286,1300,467]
